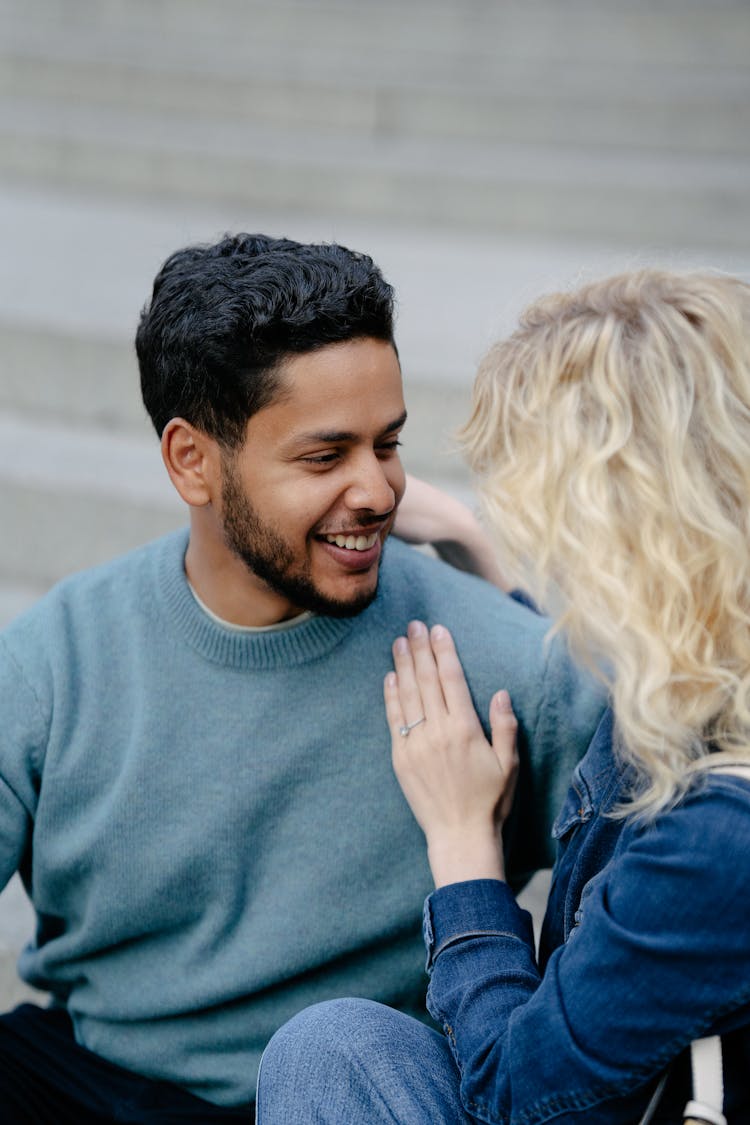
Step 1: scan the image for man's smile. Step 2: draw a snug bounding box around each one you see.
[316,526,387,574]
[323,532,379,551]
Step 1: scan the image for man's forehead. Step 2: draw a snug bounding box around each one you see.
[276,337,400,376]
[248,338,405,444]
[274,341,402,406]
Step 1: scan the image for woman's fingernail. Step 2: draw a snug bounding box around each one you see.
[494,689,513,711]
[407,620,427,638]
[431,624,446,641]
[384,672,397,689]
[394,636,408,654]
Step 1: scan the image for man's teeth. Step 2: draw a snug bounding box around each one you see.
[325,532,379,551]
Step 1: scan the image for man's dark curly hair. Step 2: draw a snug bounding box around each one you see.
[136,233,396,448]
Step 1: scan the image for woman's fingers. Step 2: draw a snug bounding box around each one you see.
[383,670,405,738]
[386,621,482,733]
[390,631,425,732]
[405,621,448,718]
[490,689,519,821]
[429,625,482,724]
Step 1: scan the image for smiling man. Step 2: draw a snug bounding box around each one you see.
[0,234,606,1123]
[168,335,407,625]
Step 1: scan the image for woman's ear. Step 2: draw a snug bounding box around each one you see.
[161,418,220,507]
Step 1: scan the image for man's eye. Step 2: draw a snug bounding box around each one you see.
[378,440,402,454]
[302,452,339,465]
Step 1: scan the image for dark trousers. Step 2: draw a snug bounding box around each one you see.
[0,1004,253,1123]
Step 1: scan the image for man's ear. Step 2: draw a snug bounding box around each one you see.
[161,419,220,507]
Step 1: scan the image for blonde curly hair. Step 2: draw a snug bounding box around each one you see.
[461,269,750,816]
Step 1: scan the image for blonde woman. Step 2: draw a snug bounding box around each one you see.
[256,271,750,1122]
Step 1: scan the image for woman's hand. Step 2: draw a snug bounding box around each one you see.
[394,475,511,591]
[384,620,519,888]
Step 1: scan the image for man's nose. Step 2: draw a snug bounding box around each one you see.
[344,453,397,514]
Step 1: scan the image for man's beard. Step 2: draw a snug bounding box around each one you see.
[220,463,381,619]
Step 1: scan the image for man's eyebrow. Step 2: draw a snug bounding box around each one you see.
[293,411,408,446]
[380,410,408,436]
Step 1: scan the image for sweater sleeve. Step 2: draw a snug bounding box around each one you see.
[424,779,750,1123]
[0,634,45,891]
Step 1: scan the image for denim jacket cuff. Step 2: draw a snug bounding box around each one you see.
[423,879,534,972]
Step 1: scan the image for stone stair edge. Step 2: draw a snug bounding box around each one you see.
[0,484,188,588]
[1,155,746,251]
[2,97,747,183]
[0,584,49,628]
[5,0,748,53]
[2,54,747,158]
[3,33,748,92]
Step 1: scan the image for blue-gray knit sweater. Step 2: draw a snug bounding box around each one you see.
[0,531,605,1107]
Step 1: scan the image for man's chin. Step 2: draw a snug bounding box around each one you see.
[284,540,388,617]
[318,589,378,618]
[236,539,387,619]
[295,580,379,618]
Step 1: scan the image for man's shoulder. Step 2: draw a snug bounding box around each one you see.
[377,538,549,640]
[372,541,608,753]
[2,529,188,643]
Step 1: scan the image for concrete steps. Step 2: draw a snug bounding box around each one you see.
[0,410,183,587]
[5,0,748,70]
[3,23,747,154]
[1,0,748,246]
[2,99,748,247]
[0,876,46,1010]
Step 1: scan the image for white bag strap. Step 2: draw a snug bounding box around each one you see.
[638,1036,726,1125]
[683,1035,726,1125]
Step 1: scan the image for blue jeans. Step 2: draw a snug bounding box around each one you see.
[256,998,472,1124]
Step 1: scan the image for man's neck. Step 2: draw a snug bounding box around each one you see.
[184,527,301,629]
[187,581,312,633]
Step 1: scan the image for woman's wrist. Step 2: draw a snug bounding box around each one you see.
[426,827,506,889]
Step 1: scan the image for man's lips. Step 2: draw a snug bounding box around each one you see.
[315,525,387,571]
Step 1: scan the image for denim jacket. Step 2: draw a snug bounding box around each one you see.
[423,710,750,1123]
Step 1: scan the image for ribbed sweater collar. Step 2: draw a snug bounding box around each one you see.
[157,530,358,670]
